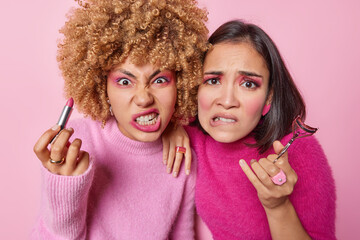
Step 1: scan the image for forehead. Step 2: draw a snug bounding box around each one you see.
[204,42,269,77]
[114,57,159,71]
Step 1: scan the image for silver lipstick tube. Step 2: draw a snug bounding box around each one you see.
[57,105,73,130]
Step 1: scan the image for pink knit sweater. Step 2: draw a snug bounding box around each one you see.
[186,126,336,240]
[32,118,196,239]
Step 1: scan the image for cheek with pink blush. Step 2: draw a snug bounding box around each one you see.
[243,97,265,117]
[198,91,212,112]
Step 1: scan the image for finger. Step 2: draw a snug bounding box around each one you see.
[62,138,82,175]
[239,159,267,191]
[167,142,176,174]
[250,159,274,187]
[50,128,74,162]
[272,140,289,164]
[258,157,280,177]
[266,151,298,185]
[162,136,170,165]
[183,139,191,175]
[33,125,61,163]
[170,137,184,176]
[73,151,89,176]
[172,151,183,177]
[269,141,294,173]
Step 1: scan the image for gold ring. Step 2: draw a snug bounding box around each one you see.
[49,157,65,165]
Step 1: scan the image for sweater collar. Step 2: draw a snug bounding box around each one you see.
[103,118,163,155]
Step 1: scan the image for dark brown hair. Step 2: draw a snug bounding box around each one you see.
[206,19,306,153]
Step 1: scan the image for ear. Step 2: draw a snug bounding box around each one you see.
[261,90,273,116]
[265,89,273,105]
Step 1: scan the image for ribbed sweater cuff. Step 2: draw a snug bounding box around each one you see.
[40,159,95,238]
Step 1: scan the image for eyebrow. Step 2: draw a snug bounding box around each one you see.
[238,71,263,79]
[204,70,263,79]
[149,69,161,80]
[204,71,223,75]
[116,69,162,80]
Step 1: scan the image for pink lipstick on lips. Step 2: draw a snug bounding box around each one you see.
[130,108,161,132]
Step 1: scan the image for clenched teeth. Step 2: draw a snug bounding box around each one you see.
[214,117,235,123]
[136,113,158,125]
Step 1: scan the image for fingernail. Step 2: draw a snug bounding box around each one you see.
[239,159,245,167]
[52,125,59,130]
[163,159,167,165]
[250,159,256,164]
[173,171,178,177]
[186,169,190,175]
[167,167,171,174]
[67,127,73,131]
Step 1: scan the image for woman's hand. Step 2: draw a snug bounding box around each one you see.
[33,125,89,176]
[162,123,191,177]
[239,141,298,210]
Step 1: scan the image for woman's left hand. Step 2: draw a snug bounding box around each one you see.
[239,141,298,210]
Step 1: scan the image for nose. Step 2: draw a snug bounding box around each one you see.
[215,82,240,109]
[133,87,154,107]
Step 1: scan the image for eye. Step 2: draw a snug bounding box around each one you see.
[116,78,132,86]
[153,77,169,84]
[240,80,258,89]
[204,78,220,85]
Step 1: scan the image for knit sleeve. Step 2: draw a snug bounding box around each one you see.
[287,136,336,240]
[169,150,197,239]
[31,159,95,240]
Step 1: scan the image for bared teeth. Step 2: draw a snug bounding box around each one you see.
[214,117,235,123]
[136,113,158,125]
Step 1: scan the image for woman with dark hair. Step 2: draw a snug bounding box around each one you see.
[164,20,336,239]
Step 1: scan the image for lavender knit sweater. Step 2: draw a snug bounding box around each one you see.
[186,126,336,240]
[32,118,196,239]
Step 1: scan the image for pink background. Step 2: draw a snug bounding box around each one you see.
[1,0,359,239]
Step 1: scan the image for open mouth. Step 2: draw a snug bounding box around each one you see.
[213,117,236,123]
[210,114,237,127]
[135,113,159,126]
[131,109,161,132]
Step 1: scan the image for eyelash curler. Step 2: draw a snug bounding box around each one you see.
[273,116,318,163]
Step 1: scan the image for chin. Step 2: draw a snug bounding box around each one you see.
[209,132,240,143]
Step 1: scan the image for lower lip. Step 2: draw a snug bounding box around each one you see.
[210,118,237,127]
[130,116,161,132]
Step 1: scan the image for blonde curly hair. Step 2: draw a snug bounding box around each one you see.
[57,0,209,125]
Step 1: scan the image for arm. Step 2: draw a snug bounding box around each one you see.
[31,162,94,239]
[239,141,311,240]
[240,138,336,240]
[162,123,192,177]
[169,150,197,239]
[31,125,94,239]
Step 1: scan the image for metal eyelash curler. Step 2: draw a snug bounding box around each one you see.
[273,116,318,163]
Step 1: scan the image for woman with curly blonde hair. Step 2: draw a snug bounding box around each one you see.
[32,0,208,239]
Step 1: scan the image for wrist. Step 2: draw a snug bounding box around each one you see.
[264,197,292,216]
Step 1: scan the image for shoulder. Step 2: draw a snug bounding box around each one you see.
[184,125,204,140]
[285,135,335,187]
[67,117,102,131]
[184,125,206,151]
[287,135,327,164]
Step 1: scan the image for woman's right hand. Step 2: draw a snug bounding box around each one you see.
[33,125,89,176]
[162,123,191,177]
